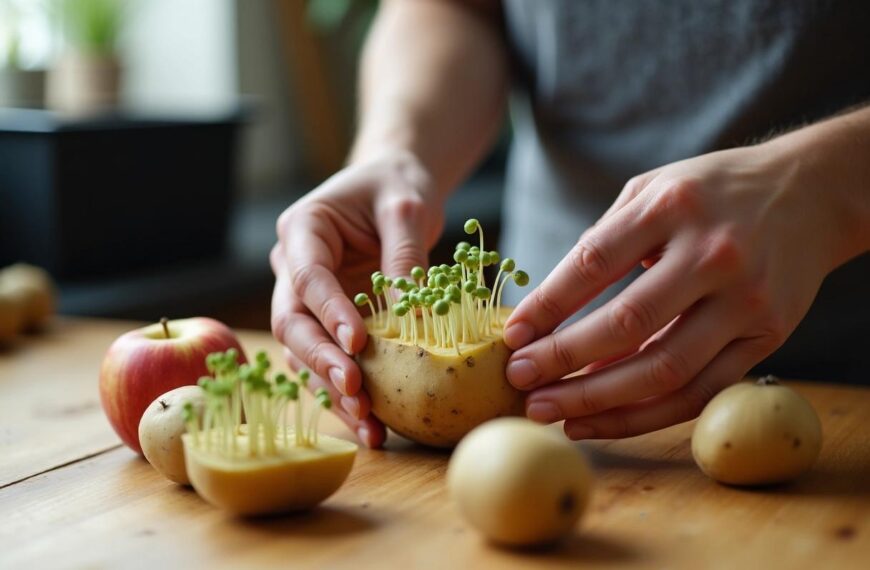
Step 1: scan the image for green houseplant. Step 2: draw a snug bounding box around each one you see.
[47,0,127,113]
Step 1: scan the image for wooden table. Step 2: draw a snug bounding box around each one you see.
[1,318,868,569]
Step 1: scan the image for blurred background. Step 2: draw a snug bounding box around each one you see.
[0,0,505,330]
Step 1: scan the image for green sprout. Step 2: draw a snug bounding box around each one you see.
[183,349,333,458]
[347,220,530,354]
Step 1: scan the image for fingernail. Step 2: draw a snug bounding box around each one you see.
[504,322,535,349]
[329,367,348,394]
[341,396,361,420]
[337,324,353,354]
[356,425,372,447]
[566,423,595,440]
[526,401,562,424]
[506,358,540,388]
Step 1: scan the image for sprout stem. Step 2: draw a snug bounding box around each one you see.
[449,305,461,355]
[494,272,514,325]
[375,295,384,329]
[295,397,303,447]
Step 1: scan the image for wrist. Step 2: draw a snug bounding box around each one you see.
[348,123,418,167]
[762,115,870,270]
[349,126,454,202]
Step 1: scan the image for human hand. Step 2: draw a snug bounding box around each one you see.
[503,143,845,439]
[271,151,445,447]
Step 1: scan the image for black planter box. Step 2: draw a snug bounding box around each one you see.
[0,108,244,279]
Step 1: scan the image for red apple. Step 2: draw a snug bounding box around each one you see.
[99,317,246,454]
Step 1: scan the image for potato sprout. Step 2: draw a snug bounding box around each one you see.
[353,220,529,355]
[182,349,330,459]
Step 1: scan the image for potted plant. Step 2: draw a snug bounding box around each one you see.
[47,0,126,114]
[0,0,47,108]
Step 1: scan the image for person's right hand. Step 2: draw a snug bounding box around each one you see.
[270,151,445,448]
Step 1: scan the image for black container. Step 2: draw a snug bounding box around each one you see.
[0,108,244,279]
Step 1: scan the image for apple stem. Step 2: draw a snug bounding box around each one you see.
[160,317,170,339]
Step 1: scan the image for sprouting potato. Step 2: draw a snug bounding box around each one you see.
[181,350,357,515]
[359,308,522,447]
[184,430,357,515]
[692,375,823,486]
[354,219,531,447]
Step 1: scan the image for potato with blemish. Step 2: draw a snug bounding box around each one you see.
[354,219,530,448]
[692,375,822,485]
[359,308,523,447]
[448,418,593,546]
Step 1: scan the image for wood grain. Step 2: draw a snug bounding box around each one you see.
[1,318,868,569]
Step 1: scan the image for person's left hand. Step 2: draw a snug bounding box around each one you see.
[502,143,847,440]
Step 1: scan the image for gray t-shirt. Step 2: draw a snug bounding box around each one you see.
[500,0,870,383]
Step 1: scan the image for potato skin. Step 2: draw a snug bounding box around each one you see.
[358,325,524,448]
[448,418,592,546]
[692,380,822,485]
[139,385,205,485]
[0,264,55,330]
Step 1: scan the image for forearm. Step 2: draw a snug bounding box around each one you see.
[765,105,870,270]
[350,0,508,198]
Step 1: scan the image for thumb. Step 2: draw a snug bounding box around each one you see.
[376,194,430,278]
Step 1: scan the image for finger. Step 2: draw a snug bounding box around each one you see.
[561,336,771,440]
[284,348,386,448]
[282,210,368,354]
[598,168,663,222]
[374,192,430,278]
[283,348,372,420]
[507,240,717,388]
[525,296,742,422]
[272,268,363,397]
[503,192,673,350]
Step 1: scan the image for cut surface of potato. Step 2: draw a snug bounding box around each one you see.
[183,432,357,515]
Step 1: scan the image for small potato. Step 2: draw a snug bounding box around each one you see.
[0,264,56,331]
[0,292,25,344]
[139,386,205,484]
[692,376,822,486]
[448,418,593,546]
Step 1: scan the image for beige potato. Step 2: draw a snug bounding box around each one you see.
[0,263,56,330]
[183,432,357,515]
[358,308,524,448]
[448,418,593,546]
[0,292,25,344]
[692,376,822,485]
[138,385,205,485]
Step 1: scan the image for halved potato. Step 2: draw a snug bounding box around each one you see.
[183,431,357,515]
[358,308,524,447]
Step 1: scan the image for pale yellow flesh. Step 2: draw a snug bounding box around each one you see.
[358,308,523,448]
[183,432,357,515]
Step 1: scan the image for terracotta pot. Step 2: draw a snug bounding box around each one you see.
[0,68,46,108]
[47,52,122,115]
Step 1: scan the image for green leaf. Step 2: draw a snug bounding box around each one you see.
[306,0,354,33]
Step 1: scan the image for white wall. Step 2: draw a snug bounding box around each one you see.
[122,0,237,112]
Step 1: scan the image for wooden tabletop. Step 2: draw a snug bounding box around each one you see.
[1,318,868,569]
